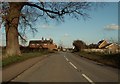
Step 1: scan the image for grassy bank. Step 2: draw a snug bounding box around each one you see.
[75,51,120,68]
[2,51,50,67]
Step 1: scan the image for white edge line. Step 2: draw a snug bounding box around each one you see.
[82,74,95,84]
[69,62,77,69]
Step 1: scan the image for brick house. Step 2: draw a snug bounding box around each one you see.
[29,38,57,51]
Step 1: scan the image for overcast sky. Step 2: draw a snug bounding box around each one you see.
[0,2,119,48]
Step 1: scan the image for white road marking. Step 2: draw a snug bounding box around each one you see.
[65,58,69,61]
[64,55,94,84]
[64,56,69,61]
[64,56,77,70]
[69,62,78,70]
[82,74,95,84]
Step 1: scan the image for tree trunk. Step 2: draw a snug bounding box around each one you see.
[5,3,24,56]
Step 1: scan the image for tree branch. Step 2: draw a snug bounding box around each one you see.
[25,2,60,15]
[18,32,27,42]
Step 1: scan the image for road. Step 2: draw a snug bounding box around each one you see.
[11,52,118,83]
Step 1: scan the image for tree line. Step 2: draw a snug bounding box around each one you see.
[73,40,98,52]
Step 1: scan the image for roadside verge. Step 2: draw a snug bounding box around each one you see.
[74,52,119,69]
[2,55,48,82]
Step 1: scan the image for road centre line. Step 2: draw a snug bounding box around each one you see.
[65,58,69,61]
[82,74,95,84]
[64,56,77,70]
[64,55,94,84]
[69,62,78,70]
[64,56,69,61]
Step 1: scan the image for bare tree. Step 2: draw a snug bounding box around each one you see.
[1,2,98,56]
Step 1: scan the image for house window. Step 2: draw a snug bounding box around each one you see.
[44,44,47,45]
[30,44,35,48]
[31,44,35,45]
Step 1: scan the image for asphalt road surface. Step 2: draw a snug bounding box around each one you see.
[11,52,118,83]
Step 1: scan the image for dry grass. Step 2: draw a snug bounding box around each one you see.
[76,51,120,68]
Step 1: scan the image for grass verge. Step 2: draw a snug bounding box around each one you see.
[2,51,49,67]
[75,51,120,68]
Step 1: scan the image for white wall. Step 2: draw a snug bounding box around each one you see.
[82,49,119,54]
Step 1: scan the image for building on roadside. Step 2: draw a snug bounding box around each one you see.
[29,38,57,51]
[97,40,120,53]
[83,40,120,54]
[98,40,108,49]
[105,43,119,53]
